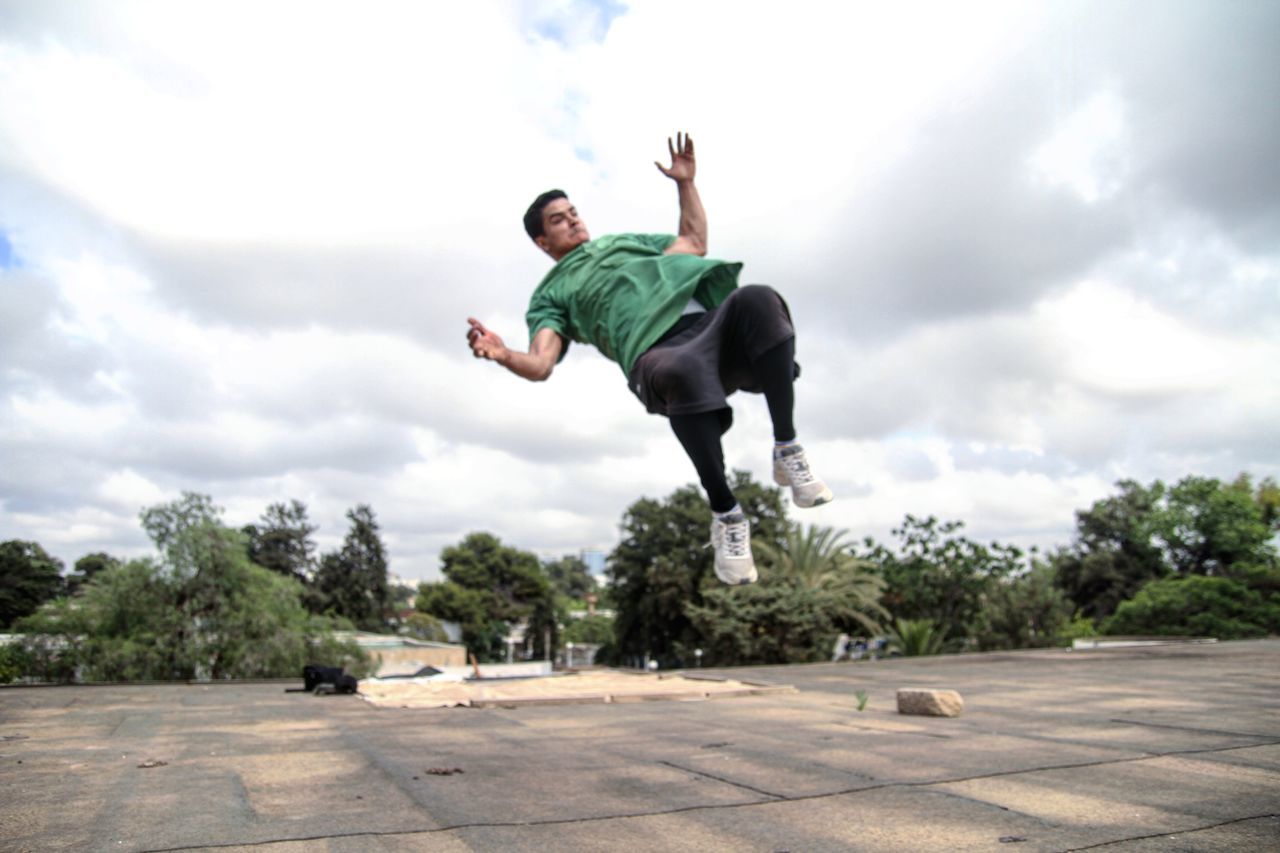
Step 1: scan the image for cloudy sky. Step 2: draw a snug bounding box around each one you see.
[2,0,1277,582]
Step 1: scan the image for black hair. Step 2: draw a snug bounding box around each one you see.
[524,189,568,240]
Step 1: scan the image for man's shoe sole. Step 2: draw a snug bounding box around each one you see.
[715,565,758,585]
[795,489,834,509]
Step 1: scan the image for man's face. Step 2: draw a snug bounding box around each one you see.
[536,197,590,259]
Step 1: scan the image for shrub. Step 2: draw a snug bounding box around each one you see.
[0,642,31,683]
[1104,575,1280,639]
[887,618,946,656]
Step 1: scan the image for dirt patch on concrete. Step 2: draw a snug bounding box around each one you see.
[359,671,795,709]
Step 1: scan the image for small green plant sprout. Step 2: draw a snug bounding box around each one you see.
[854,689,870,711]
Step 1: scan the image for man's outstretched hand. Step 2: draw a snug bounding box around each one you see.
[467,317,507,363]
[467,321,562,382]
[655,132,695,182]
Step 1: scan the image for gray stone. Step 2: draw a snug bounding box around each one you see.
[897,687,964,717]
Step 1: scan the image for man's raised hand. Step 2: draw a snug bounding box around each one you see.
[655,132,695,182]
[466,317,506,362]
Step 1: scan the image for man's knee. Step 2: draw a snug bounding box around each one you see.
[736,284,789,320]
[736,283,782,308]
[732,285,794,343]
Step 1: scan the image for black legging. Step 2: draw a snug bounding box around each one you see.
[669,336,797,513]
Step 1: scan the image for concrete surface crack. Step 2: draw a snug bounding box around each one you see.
[1109,718,1280,739]
[925,787,1061,830]
[1058,812,1280,851]
[657,759,785,799]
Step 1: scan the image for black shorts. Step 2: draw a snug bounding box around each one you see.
[628,284,797,417]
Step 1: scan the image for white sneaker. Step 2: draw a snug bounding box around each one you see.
[773,443,834,508]
[710,510,757,585]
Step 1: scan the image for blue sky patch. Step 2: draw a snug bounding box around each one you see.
[531,0,628,47]
[0,231,16,270]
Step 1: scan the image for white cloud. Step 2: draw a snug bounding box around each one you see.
[2,0,1278,581]
[1042,280,1243,397]
[0,2,574,244]
[98,468,168,511]
[1031,89,1130,203]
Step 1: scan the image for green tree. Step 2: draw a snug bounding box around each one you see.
[686,524,887,666]
[886,618,946,657]
[28,559,183,680]
[977,561,1076,650]
[16,494,365,682]
[1051,480,1169,621]
[758,525,873,591]
[0,540,65,628]
[66,552,121,596]
[859,515,1023,647]
[757,523,887,636]
[0,642,30,684]
[524,584,564,663]
[243,499,317,583]
[608,471,789,668]
[438,533,548,610]
[1104,575,1280,640]
[403,611,450,642]
[1158,475,1276,578]
[1053,475,1280,620]
[140,491,222,575]
[687,582,847,665]
[544,555,596,600]
[311,505,391,631]
[389,581,416,613]
[539,555,603,663]
[1252,475,1280,531]
[563,614,614,645]
[417,532,552,662]
[416,579,489,629]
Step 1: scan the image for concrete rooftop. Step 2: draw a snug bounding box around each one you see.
[2,639,1278,852]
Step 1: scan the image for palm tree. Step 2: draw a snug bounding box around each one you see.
[756,523,888,635]
[887,617,946,656]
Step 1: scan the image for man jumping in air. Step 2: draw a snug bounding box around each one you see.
[466,133,832,585]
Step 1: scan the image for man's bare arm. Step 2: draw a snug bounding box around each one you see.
[655,132,707,257]
[467,319,563,382]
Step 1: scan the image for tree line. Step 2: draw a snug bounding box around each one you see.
[0,494,400,682]
[3,472,1277,682]
[411,470,1278,668]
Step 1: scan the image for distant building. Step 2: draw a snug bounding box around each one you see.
[580,549,606,578]
[342,632,467,677]
[561,642,602,668]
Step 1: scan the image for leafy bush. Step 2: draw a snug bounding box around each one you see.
[686,582,840,666]
[860,515,1022,646]
[887,618,946,656]
[1059,614,1099,643]
[0,642,31,683]
[0,540,65,628]
[1104,575,1280,639]
[305,622,372,678]
[976,563,1075,650]
[403,612,451,642]
[563,614,614,646]
[1054,474,1280,621]
[684,523,887,667]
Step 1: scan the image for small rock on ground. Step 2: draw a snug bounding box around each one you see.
[897,687,964,717]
